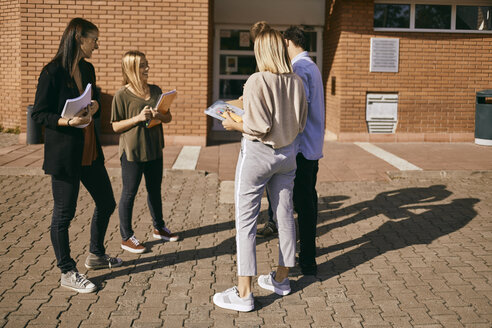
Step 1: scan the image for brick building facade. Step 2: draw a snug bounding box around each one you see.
[325,0,492,142]
[1,0,491,145]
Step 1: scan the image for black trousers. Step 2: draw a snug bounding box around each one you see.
[293,154,319,271]
[267,153,319,270]
[118,152,164,241]
[51,158,116,273]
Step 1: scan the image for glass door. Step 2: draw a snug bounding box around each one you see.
[211,25,323,139]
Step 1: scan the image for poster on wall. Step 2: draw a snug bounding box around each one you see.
[239,32,250,47]
[225,56,238,73]
[370,38,399,73]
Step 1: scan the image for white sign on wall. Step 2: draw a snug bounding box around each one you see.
[370,38,399,73]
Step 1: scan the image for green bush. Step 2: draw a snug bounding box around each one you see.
[0,126,21,134]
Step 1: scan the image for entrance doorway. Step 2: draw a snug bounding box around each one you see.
[210,24,323,143]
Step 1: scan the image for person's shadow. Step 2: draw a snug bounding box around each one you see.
[90,185,479,311]
[89,196,347,282]
[291,185,479,295]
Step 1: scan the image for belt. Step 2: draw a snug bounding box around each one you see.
[251,139,273,148]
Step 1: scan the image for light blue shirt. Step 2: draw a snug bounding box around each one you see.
[292,51,325,160]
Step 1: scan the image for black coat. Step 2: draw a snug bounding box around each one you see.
[32,59,104,177]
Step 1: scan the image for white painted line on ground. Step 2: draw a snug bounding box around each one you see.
[172,146,201,170]
[354,142,422,171]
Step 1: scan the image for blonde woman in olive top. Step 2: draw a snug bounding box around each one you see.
[111,51,179,254]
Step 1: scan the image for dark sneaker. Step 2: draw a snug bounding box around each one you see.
[258,271,291,296]
[85,253,123,270]
[301,264,318,276]
[121,235,146,253]
[256,221,278,238]
[61,270,97,293]
[153,227,179,242]
[213,286,254,312]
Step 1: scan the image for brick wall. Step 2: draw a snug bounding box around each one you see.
[0,0,21,131]
[323,0,343,137]
[325,0,492,142]
[15,0,212,145]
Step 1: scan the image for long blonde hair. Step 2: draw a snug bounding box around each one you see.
[254,29,292,74]
[121,50,148,96]
[249,21,271,42]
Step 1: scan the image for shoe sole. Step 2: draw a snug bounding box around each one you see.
[121,244,146,254]
[61,283,97,293]
[85,261,123,270]
[153,233,178,242]
[258,278,291,296]
[213,294,254,312]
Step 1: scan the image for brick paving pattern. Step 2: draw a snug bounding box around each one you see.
[0,133,19,149]
[1,167,491,327]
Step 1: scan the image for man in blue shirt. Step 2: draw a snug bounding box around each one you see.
[257,26,325,276]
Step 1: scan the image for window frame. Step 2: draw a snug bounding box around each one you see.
[374,0,492,33]
[213,24,323,102]
[211,24,323,132]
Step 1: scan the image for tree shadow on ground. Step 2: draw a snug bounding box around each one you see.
[91,184,479,311]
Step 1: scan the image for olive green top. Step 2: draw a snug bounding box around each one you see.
[111,84,164,162]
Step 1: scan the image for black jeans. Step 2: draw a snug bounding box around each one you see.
[267,153,319,270]
[119,152,164,241]
[51,158,116,273]
[293,154,319,271]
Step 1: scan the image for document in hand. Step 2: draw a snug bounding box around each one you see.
[60,83,92,128]
[204,99,244,122]
[146,89,177,128]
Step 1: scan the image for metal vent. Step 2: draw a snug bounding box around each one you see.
[366,94,398,134]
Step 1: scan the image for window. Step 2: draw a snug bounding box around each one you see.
[374,4,410,28]
[374,1,492,33]
[415,5,451,29]
[457,6,492,31]
[212,25,323,134]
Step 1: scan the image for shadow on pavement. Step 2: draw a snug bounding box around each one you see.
[91,184,479,310]
[295,185,479,294]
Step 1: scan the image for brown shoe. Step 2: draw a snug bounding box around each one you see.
[121,236,145,253]
[153,227,179,242]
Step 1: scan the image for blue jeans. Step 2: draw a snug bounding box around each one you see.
[51,158,116,273]
[119,152,165,241]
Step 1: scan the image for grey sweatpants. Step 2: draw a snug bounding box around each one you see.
[235,138,297,276]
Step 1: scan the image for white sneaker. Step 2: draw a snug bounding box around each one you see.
[61,270,97,293]
[213,286,254,312]
[258,271,291,296]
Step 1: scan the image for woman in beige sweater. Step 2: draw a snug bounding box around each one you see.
[213,29,308,312]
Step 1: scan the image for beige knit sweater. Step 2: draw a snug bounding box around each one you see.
[242,71,308,149]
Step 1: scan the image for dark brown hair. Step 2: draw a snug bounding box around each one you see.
[52,17,98,77]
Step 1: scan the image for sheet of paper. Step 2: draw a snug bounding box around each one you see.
[60,83,92,128]
[204,100,244,122]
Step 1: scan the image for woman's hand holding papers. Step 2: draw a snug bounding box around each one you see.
[222,111,244,133]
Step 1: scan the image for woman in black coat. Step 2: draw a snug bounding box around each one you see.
[32,18,122,293]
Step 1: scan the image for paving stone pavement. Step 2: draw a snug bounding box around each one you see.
[0,167,491,327]
[0,134,19,149]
